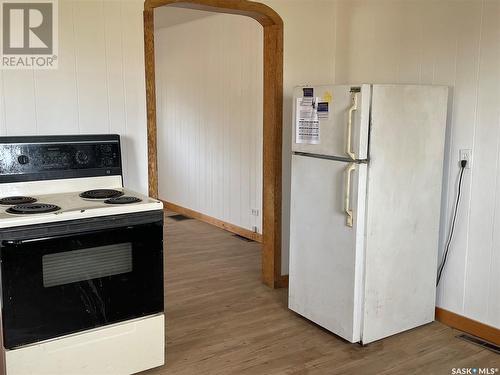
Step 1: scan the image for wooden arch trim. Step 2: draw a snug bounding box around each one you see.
[143,0,284,288]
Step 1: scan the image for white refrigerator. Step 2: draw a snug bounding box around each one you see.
[289,84,449,344]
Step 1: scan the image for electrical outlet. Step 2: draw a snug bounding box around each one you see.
[459,149,472,169]
[251,209,260,216]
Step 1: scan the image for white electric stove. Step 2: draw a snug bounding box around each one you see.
[0,135,165,375]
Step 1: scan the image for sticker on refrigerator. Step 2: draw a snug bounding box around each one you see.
[296,98,320,144]
[322,91,333,103]
[317,102,329,120]
[301,87,314,106]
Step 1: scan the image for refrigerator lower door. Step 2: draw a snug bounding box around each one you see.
[289,154,367,343]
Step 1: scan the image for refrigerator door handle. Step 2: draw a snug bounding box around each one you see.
[344,162,356,227]
[346,93,359,160]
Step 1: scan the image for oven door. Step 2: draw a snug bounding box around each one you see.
[0,210,164,349]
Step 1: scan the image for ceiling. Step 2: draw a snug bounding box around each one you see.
[154,7,216,29]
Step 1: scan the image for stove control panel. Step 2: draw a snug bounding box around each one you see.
[0,135,122,183]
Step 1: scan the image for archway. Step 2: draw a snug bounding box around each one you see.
[143,0,284,288]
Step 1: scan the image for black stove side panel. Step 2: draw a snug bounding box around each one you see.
[0,134,122,183]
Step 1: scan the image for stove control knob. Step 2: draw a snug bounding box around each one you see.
[75,151,89,165]
[101,144,112,153]
[18,155,29,165]
[104,157,114,167]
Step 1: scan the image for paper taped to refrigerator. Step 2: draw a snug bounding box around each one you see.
[296,98,320,144]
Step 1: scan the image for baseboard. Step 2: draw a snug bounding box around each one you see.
[275,275,289,289]
[435,307,500,345]
[162,201,263,243]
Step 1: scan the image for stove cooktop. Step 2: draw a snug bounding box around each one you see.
[0,135,163,228]
[0,188,163,228]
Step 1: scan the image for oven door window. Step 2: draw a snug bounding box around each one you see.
[43,243,133,287]
[1,219,163,349]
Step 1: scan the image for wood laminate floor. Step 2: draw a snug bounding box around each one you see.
[145,212,499,375]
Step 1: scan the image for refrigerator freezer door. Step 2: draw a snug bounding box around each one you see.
[288,154,367,343]
[292,85,371,160]
[361,85,448,344]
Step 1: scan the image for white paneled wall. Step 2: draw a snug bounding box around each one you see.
[155,9,263,233]
[0,0,148,194]
[332,0,500,329]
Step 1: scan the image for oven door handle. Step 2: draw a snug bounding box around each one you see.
[2,237,58,246]
[2,240,22,246]
[1,226,141,247]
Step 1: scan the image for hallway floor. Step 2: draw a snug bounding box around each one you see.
[144,212,499,375]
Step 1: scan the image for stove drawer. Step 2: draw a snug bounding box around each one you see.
[5,314,165,375]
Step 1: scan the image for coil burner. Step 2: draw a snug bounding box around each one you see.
[6,203,61,215]
[104,196,142,205]
[0,196,37,205]
[79,189,124,200]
